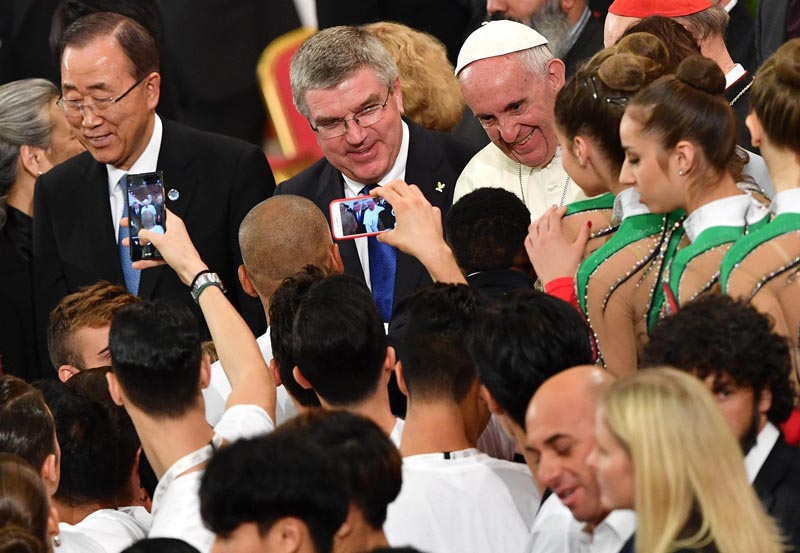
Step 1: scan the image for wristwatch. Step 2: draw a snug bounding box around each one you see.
[191,272,226,303]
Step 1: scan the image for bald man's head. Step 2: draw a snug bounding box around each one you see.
[525,366,614,524]
[238,196,342,303]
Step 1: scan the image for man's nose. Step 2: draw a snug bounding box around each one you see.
[343,119,368,144]
[80,105,103,128]
[497,115,519,144]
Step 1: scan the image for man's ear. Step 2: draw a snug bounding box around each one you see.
[395,360,408,397]
[58,365,80,383]
[292,366,313,390]
[106,371,125,407]
[269,358,284,386]
[329,243,345,275]
[272,517,306,552]
[143,71,161,111]
[545,58,567,92]
[392,77,404,114]
[41,453,58,495]
[238,264,260,298]
[479,384,504,416]
[758,387,773,417]
[199,353,211,390]
[334,504,357,542]
[383,346,397,376]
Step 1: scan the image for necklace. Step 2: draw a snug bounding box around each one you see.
[518,163,571,207]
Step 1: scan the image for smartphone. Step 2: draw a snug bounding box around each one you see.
[125,171,166,261]
[329,195,395,240]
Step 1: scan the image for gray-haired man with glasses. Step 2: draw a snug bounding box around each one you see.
[33,12,276,373]
[276,25,479,324]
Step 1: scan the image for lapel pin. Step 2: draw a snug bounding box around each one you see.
[167,188,180,201]
[435,182,446,193]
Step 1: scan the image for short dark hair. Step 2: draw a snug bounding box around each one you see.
[445,188,530,274]
[279,410,402,529]
[642,295,796,425]
[200,432,349,553]
[109,299,202,418]
[467,290,594,428]
[121,538,199,553]
[0,376,57,470]
[33,381,118,507]
[403,284,483,402]
[269,267,324,408]
[59,12,159,81]
[65,367,141,503]
[292,275,387,406]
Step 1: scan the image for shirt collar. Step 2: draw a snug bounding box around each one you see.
[106,114,163,190]
[771,188,800,217]
[582,510,637,545]
[744,421,780,483]
[724,0,737,12]
[726,64,747,89]
[683,193,753,242]
[342,120,410,196]
[613,186,650,222]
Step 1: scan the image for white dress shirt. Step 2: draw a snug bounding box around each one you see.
[744,421,780,483]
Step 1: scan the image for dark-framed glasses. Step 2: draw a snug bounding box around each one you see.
[57,76,146,118]
[311,89,392,139]
[583,75,630,108]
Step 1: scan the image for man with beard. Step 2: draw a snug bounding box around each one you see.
[487,0,605,77]
[643,295,800,551]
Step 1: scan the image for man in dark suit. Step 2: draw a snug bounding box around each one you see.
[644,295,800,551]
[755,0,800,65]
[33,12,275,372]
[487,0,605,77]
[276,26,478,322]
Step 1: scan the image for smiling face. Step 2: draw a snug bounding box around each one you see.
[305,68,404,185]
[619,112,684,213]
[61,34,158,170]
[459,53,563,169]
[589,413,635,511]
[526,387,606,523]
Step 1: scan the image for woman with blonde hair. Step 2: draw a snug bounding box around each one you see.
[591,368,785,553]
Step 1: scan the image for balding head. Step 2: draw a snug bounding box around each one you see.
[238,195,342,304]
[525,366,614,524]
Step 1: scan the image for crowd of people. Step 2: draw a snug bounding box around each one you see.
[1,1,800,553]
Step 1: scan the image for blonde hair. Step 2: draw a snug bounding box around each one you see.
[363,21,463,132]
[602,368,785,553]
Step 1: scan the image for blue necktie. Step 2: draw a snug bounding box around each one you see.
[118,178,141,295]
[359,184,396,322]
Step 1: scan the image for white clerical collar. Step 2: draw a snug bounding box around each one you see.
[683,193,753,243]
[613,186,650,222]
[771,188,800,217]
[724,0,737,13]
[726,64,747,89]
[342,120,410,196]
[107,114,163,192]
[744,421,780,483]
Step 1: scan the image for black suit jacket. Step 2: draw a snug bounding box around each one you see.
[755,0,790,65]
[563,13,605,79]
[33,119,275,372]
[725,1,758,75]
[753,436,800,550]
[276,120,479,314]
[0,228,38,380]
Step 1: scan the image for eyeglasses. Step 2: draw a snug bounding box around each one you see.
[310,89,392,139]
[57,77,146,118]
[583,75,630,108]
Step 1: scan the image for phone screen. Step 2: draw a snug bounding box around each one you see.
[329,196,395,240]
[125,171,166,261]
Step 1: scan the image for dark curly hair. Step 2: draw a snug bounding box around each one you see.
[642,295,796,425]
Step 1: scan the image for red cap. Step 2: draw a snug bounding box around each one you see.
[608,0,712,17]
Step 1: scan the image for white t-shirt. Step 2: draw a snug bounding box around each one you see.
[205,330,297,426]
[528,494,636,553]
[56,525,106,553]
[59,509,147,553]
[385,448,540,553]
[147,404,274,552]
[390,418,405,448]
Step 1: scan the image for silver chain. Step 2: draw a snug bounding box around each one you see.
[518,162,571,208]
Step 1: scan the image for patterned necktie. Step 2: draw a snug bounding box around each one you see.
[118,178,141,295]
[359,184,397,322]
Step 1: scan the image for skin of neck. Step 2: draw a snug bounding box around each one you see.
[334,508,389,553]
[760,144,800,194]
[699,35,736,76]
[6,170,36,216]
[322,388,397,437]
[565,0,588,25]
[684,170,742,214]
[53,499,116,526]
[400,400,474,457]
[125,400,214,479]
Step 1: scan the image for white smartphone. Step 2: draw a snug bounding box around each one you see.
[329,195,395,240]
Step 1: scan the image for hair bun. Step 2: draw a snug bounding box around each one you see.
[774,39,800,87]
[676,56,725,95]
[0,526,46,553]
[598,53,661,92]
[614,32,670,72]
